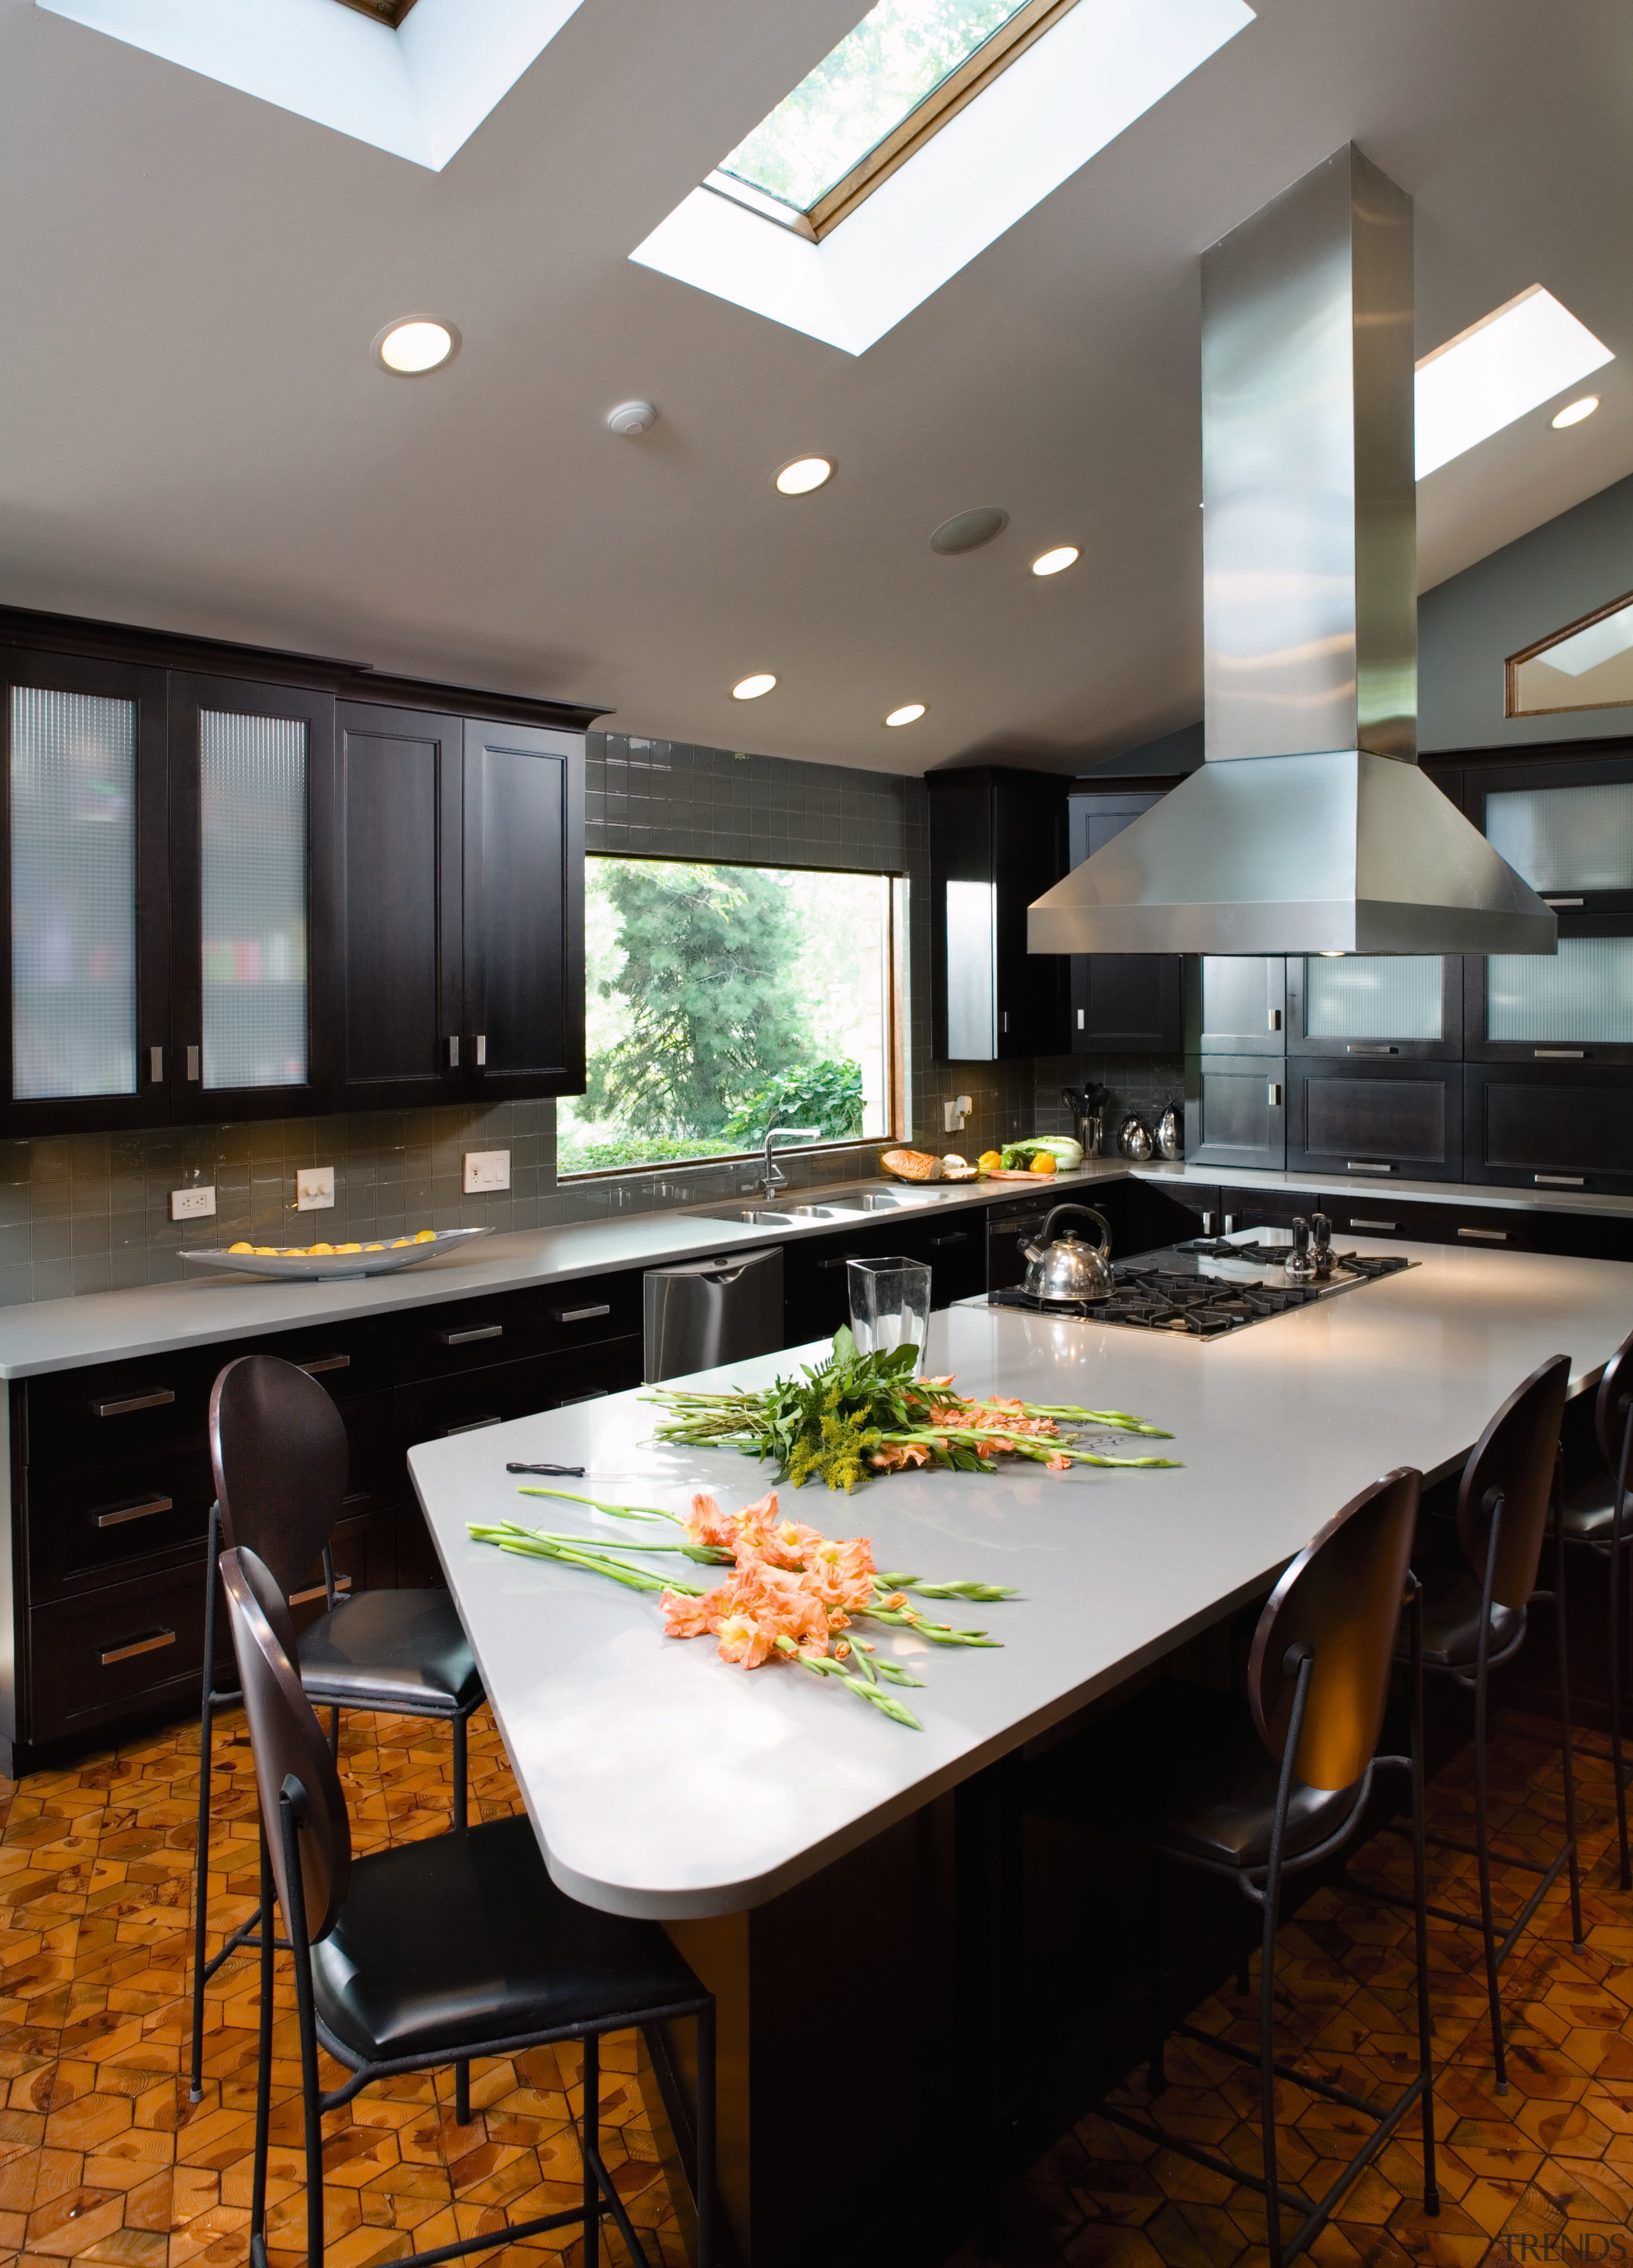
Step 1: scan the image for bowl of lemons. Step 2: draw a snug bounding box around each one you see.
[180,1226,495,1282]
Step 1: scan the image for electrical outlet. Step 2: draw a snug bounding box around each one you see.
[943,1094,973,1134]
[464,1149,511,1194]
[295,1166,335,1212]
[170,1185,216,1222]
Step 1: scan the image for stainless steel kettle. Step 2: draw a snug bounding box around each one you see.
[1019,1205,1114,1303]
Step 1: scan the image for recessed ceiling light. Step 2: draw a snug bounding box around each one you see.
[929,507,1008,556]
[732,674,777,700]
[884,703,926,727]
[1414,286,1613,477]
[775,456,833,494]
[1031,545,1080,577]
[1551,395,1600,430]
[373,318,459,376]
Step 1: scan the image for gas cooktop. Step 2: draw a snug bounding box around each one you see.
[988,1236,1414,1340]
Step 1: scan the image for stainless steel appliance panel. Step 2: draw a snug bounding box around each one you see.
[643,1247,785,1383]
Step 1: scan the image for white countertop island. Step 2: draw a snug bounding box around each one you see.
[407,1238,1632,1922]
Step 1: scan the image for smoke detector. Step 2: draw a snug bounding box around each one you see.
[606,400,658,436]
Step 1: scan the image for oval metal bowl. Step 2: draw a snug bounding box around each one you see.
[180,1226,495,1282]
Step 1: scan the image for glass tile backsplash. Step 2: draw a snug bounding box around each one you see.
[1304,954,1442,1039]
[200,711,309,1090]
[10,686,138,1102]
[1484,781,1633,893]
[1488,935,1633,1044]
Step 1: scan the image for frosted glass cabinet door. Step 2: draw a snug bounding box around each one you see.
[1285,955,1460,1057]
[167,677,337,1121]
[1467,759,1633,917]
[1,650,170,1134]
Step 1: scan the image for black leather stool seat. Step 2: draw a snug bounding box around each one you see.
[312,1815,704,2064]
[297,1590,482,1714]
[1023,1682,1364,1872]
[1394,1566,1524,1671]
[1562,1472,1623,1546]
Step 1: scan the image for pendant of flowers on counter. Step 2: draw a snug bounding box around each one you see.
[468,1485,1019,1730]
[645,1326,1179,1490]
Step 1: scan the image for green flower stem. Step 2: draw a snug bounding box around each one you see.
[516,1487,681,1524]
[775,1638,922,1729]
[877,1427,1181,1470]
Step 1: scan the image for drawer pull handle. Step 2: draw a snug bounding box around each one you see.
[1535,1173,1585,1187]
[1458,1227,1507,1242]
[1534,1049,1585,1060]
[95,1389,175,1418]
[550,1303,611,1324]
[1542,896,1585,908]
[446,1414,501,1434]
[1347,1044,1398,1055]
[438,1324,503,1345]
[288,1576,353,1607]
[558,1390,608,1405]
[1349,1219,1397,1231]
[297,1354,351,1376]
[1346,1162,1392,1174]
[101,1629,175,1667]
[928,1233,968,1248]
[816,1256,862,1271]
[96,1495,173,1530]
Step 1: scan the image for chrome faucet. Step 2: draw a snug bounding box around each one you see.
[758,1125,820,1202]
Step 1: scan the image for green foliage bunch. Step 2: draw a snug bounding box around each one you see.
[723,1058,864,1143]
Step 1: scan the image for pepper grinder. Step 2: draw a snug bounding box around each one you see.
[1311,1212,1334,1279]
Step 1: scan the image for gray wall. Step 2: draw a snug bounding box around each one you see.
[1420,471,1633,753]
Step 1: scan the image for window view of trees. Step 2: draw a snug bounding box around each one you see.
[558,857,895,1175]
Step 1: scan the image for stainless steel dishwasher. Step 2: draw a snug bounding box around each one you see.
[643,1247,785,1382]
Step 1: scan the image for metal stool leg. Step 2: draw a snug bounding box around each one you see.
[249,1826,275,2268]
[191,1504,225,2105]
[1407,1578,1441,2216]
[582,2030,600,2268]
[1551,1464,1585,1952]
[452,1708,469,1834]
[696,2002,716,2268]
[454,2060,470,2126]
[1147,1855,1167,2096]
[1612,1538,1631,1892]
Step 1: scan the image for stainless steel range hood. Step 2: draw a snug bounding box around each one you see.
[1028,144,1556,958]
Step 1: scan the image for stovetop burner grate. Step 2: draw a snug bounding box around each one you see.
[987,1239,1414,1339]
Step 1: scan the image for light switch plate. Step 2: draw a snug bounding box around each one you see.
[295,1166,336,1211]
[464,1149,511,1193]
[170,1186,216,1221]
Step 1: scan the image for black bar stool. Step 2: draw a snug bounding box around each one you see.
[1375,1353,1583,2094]
[1023,1466,1438,2268]
[190,1353,484,2101]
[221,1543,716,2268]
[1560,1330,1633,1888]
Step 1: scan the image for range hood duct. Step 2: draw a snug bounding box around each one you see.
[1028,145,1556,958]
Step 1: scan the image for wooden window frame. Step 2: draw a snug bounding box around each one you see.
[714,0,1082,245]
[1505,584,1633,718]
[330,0,420,27]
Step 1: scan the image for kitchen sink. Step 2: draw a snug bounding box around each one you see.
[694,1208,796,1227]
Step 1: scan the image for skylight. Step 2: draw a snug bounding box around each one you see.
[714,0,1063,239]
[1414,285,1614,479]
[633,0,1253,355]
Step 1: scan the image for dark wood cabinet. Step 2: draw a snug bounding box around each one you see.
[1065,793,1182,1053]
[0,646,172,1137]
[1185,957,1288,1056]
[1464,1062,1633,1196]
[1185,1056,1287,1169]
[168,673,339,1122]
[928,767,1067,1061]
[0,608,598,1133]
[1285,1056,1463,1183]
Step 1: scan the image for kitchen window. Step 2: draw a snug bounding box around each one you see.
[558,856,905,1177]
[711,0,1077,241]
[1507,589,1633,718]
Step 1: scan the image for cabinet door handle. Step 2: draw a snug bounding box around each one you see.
[95,1495,173,1530]
[288,1576,353,1606]
[474,1034,487,1067]
[100,1629,175,1668]
[297,1354,351,1376]
[149,1046,164,1084]
[928,1232,968,1248]
[186,1045,200,1081]
[1001,1011,1010,1034]
[95,1388,175,1418]
[1458,1226,1507,1242]
[1347,1044,1398,1055]
[1534,1049,1585,1060]
[446,1414,501,1434]
[447,1035,461,1068]
[438,1324,502,1345]
[550,1304,610,1324]
[1267,1083,1282,1106]
[1346,1161,1392,1174]
[1535,1173,1585,1187]
[1268,1008,1282,1031]
[1348,1219,1397,1232]
[1076,1009,1085,1029]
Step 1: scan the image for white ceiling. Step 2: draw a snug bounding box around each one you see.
[2,0,1630,776]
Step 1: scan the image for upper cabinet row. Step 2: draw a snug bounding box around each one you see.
[2,645,586,1136]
